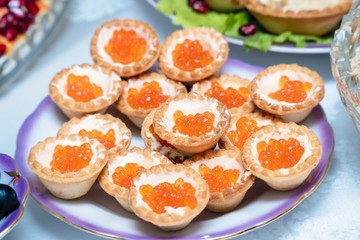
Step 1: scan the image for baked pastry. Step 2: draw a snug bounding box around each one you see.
[141,109,186,163]
[158,27,228,83]
[249,64,324,123]
[57,113,131,154]
[98,147,170,212]
[49,63,122,119]
[129,163,210,231]
[191,73,255,115]
[183,149,255,212]
[90,19,160,77]
[115,72,187,128]
[241,122,322,191]
[27,134,108,199]
[243,0,352,36]
[152,93,230,156]
[219,111,283,151]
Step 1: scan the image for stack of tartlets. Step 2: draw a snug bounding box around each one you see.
[28,18,325,232]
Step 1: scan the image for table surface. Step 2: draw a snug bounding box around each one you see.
[2,0,360,239]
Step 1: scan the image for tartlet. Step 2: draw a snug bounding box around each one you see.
[183,149,255,212]
[141,109,186,163]
[129,164,210,231]
[219,111,283,151]
[249,64,324,123]
[241,122,322,191]
[115,72,187,128]
[57,113,131,154]
[27,134,108,199]
[158,27,229,83]
[49,63,122,119]
[90,19,160,77]
[98,147,170,212]
[152,93,230,156]
[191,73,255,115]
[243,0,352,36]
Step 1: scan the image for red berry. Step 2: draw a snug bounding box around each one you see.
[17,21,29,33]
[189,0,209,14]
[4,27,18,41]
[239,24,257,36]
[26,0,39,16]
[0,44,6,56]
[0,0,9,7]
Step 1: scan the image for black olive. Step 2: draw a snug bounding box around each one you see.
[0,183,20,220]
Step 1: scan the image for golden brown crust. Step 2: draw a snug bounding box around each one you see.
[183,149,255,212]
[129,163,210,231]
[158,27,229,83]
[48,63,122,119]
[90,19,160,77]
[241,122,322,191]
[98,147,171,212]
[243,0,352,35]
[57,113,131,154]
[152,93,230,156]
[219,111,283,150]
[191,73,256,115]
[27,134,108,199]
[249,64,324,122]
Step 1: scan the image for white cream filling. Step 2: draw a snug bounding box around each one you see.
[256,0,346,12]
[125,77,180,97]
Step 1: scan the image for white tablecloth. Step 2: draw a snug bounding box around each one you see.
[2,0,360,239]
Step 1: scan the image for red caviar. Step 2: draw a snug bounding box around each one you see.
[79,129,115,150]
[172,39,214,72]
[257,138,305,170]
[198,164,239,193]
[205,81,249,109]
[104,29,147,64]
[227,116,262,150]
[127,81,169,110]
[139,178,197,214]
[50,143,93,174]
[67,73,103,102]
[173,110,215,137]
[112,163,145,189]
[268,75,313,103]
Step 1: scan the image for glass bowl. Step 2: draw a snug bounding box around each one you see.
[330,0,360,132]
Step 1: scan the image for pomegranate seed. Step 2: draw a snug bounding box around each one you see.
[188,0,197,6]
[0,44,6,56]
[0,0,9,7]
[239,24,257,36]
[0,15,8,31]
[17,20,28,33]
[9,7,26,19]
[4,27,18,41]
[191,1,209,14]
[26,0,39,16]
[23,12,34,24]
[7,0,25,8]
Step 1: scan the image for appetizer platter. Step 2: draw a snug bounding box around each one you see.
[15,18,334,239]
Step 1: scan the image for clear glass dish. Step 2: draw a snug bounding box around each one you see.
[0,0,71,90]
[330,0,360,132]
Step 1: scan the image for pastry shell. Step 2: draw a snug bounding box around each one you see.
[191,73,256,115]
[98,147,170,212]
[219,111,283,151]
[27,134,108,199]
[57,113,131,154]
[241,122,322,191]
[49,63,122,119]
[243,0,352,36]
[90,19,160,78]
[183,149,255,212]
[158,27,229,83]
[249,64,324,123]
[129,163,210,231]
[152,93,230,156]
[115,72,187,128]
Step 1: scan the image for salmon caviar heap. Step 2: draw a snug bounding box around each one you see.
[172,110,215,137]
[149,125,175,149]
[78,129,116,150]
[227,116,262,150]
[50,143,93,174]
[127,81,170,110]
[198,164,239,193]
[256,138,305,171]
[268,76,313,103]
[139,178,197,214]
[104,29,147,65]
[205,81,249,109]
[112,163,145,189]
[172,39,214,72]
[66,73,103,102]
